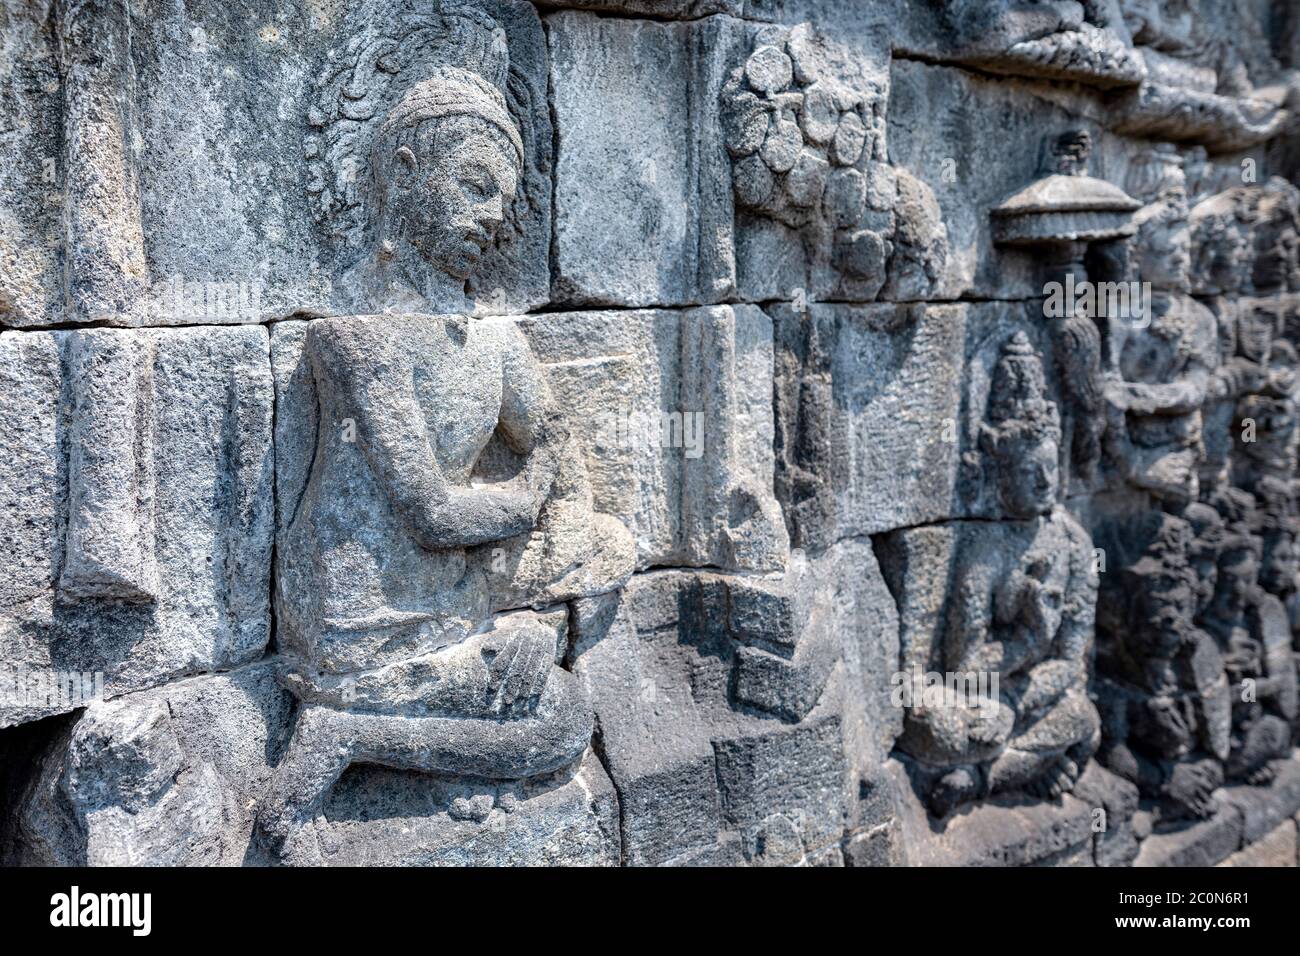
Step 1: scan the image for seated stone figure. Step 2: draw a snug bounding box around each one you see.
[900,333,1101,818]
[1093,511,1230,822]
[1198,488,1297,784]
[257,65,632,861]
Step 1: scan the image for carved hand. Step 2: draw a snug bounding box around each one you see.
[482,629,553,717]
[416,484,538,550]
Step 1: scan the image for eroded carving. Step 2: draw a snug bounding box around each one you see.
[888,334,1101,818]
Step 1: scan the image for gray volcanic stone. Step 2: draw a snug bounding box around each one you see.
[517,306,788,572]
[3,0,1300,871]
[1135,804,1245,867]
[1216,819,1297,867]
[0,325,274,727]
[771,300,1061,550]
[568,568,866,866]
[0,0,552,326]
[292,750,619,866]
[1219,756,1300,845]
[9,661,292,866]
[887,759,1096,867]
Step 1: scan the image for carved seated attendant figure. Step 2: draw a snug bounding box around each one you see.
[1093,512,1230,822]
[257,65,633,861]
[902,334,1101,818]
[1103,147,1215,506]
[1199,489,1297,784]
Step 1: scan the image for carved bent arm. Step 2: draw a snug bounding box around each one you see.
[308,319,532,549]
[1053,527,1098,681]
[496,321,564,518]
[1108,375,1207,417]
[947,572,998,675]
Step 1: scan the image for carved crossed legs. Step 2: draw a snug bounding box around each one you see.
[986,686,1100,800]
[254,629,593,863]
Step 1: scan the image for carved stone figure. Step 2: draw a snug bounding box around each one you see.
[257,34,632,862]
[6,0,1300,872]
[720,24,946,301]
[339,68,522,313]
[1197,488,1297,784]
[889,333,1100,818]
[993,130,1141,486]
[1102,146,1216,505]
[1093,512,1230,821]
[307,0,552,315]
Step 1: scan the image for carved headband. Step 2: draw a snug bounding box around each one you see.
[379,66,524,169]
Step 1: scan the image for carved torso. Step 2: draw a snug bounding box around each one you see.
[279,316,511,676]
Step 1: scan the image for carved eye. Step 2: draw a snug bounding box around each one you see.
[462,177,492,201]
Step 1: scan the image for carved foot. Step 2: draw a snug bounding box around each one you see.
[1245,763,1276,787]
[1163,758,1222,820]
[928,766,982,819]
[1025,756,1079,801]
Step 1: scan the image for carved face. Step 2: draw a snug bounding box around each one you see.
[1188,541,1219,615]
[385,119,519,282]
[1193,220,1250,296]
[1211,551,1257,619]
[997,436,1059,518]
[1137,576,1193,655]
[1237,308,1274,364]
[1134,206,1191,290]
[1260,529,1298,595]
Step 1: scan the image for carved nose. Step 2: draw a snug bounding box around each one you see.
[480,197,504,226]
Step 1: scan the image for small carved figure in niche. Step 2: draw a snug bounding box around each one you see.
[1189,189,1255,297]
[1094,512,1230,822]
[993,131,1142,487]
[1248,178,1300,294]
[258,46,632,861]
[1198,488,1297,784]
[901,333,1100,818]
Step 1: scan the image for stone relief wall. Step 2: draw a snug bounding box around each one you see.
[0,0,1298,868]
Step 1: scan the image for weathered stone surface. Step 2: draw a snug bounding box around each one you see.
[568,565,883,866]
[772,301,1061,550]
[1219,755,1300,845]
[548,10,942,309]
[8,661,292,866]
[517,306,788,572]
[1135,803,1245,867]
[3,0,1300,870]
[887,758,1095,867]
[548,11,728,308]
[0,325,274,727]
[1072,761,1141,867]
[1216,818,1297,867]
[282,750,620,866]
[0,0,552,327]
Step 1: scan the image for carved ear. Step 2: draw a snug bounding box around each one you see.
[393,145,419,188]
[978,423,1001,457]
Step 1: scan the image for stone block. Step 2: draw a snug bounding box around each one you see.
[0,325,274,727]
[772,300,1062,549]
[518,306,788,572]
[10,661,292,866]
